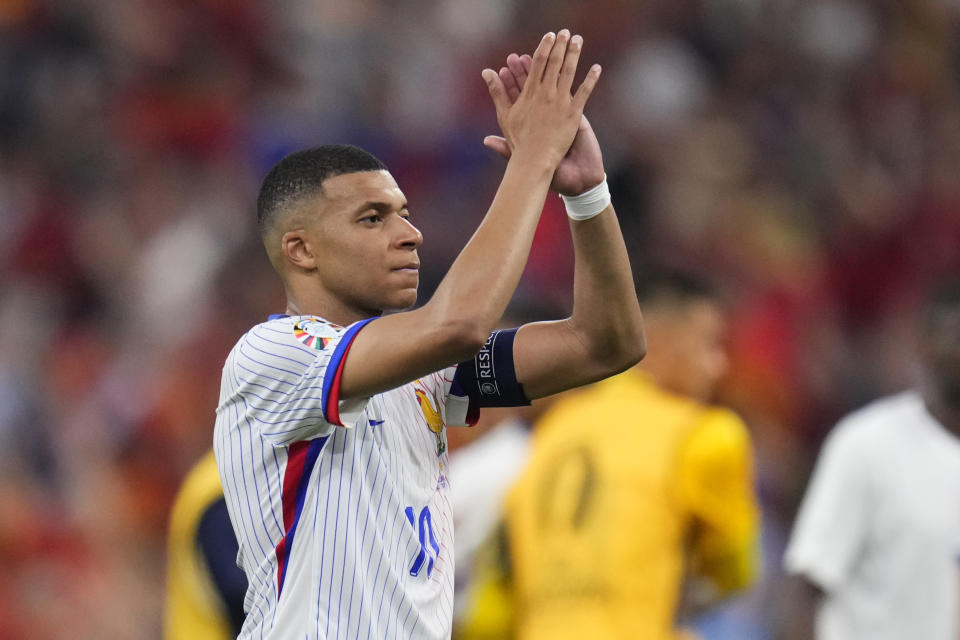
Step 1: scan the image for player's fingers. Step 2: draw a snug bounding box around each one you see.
[572,63,602,113]
[507,53,528,91]
[499,66,521,102]
[519,54,532,73]
[543,29,571,87]
[558,34,583,94]
[526,32,556,89]
[482,68,511,117]
[483,135,512,159]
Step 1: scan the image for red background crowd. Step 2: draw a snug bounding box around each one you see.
[1,1,958,637]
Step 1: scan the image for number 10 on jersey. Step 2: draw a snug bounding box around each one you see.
[405,506,440,578]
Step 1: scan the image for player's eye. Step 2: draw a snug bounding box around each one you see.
[399,209,411,220]
[360,212,382,224]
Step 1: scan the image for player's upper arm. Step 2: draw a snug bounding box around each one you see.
[338,305,489,401]
[783,419,873,592]
[342,301,642,404]
[312,314,529,437]
[678,408,760,595]
[511,319,642,399]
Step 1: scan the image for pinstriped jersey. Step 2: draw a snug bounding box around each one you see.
[214,315,471,639]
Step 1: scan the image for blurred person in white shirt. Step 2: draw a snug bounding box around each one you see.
[784,278,960,640]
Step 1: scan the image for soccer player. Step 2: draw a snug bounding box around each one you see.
[784,279,960,640]
[214,30,645,639]
[165,450,247,639]
[499,268,759,640]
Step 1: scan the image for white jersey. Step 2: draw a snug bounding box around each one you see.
[214,315,473,639]
[784,391,960,640]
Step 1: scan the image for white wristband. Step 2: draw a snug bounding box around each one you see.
[561,175,610,220]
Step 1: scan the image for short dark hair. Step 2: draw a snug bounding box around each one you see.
[256,144,387,232]
[634,267,721,308]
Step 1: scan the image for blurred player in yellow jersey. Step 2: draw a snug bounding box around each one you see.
[500,268,760,640]
[164,451,247,639]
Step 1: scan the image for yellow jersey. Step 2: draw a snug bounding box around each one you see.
[505,370,759,640]
[164,450,241,640]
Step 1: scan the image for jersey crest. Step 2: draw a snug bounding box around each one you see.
[414,383,446,456]
[292,317,340,350]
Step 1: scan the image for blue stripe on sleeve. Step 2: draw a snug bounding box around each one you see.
[320,318,375,423]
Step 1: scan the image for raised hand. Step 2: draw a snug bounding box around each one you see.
[482,30,601,177]
[484,51,605,197]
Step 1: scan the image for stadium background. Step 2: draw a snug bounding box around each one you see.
[1,0,958,637]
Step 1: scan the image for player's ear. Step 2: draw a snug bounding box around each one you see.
[281,229,317,270]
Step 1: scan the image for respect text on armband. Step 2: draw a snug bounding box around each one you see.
[475,333,499,397]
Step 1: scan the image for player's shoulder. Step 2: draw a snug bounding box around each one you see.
[692,406,750,443]
[179,451,223,502]
[834,391,921,437]
[222,315,351,386]
[234,315,345,354]
[169,451,225,539]
[678,405,752,469]
[823,391,921,458]
[255,314,344,342]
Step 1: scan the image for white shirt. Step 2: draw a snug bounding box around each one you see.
[784,391,960,640]
[214,315,472,639]
[447,418,530,620]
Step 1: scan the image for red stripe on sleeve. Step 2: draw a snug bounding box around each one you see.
[324,334,362,427]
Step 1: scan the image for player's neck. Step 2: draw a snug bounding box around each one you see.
[285,290,380,327]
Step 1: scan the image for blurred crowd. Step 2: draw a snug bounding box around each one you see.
[1,0,958,637]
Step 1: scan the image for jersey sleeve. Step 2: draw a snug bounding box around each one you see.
[783,418,872,591]
[677,408,761,595]
[225,317,375,446]
[446,328,530,427]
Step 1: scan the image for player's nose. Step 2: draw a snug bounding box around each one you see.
[395,216,423,249]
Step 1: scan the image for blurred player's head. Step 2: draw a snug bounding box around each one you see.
[920,278,960,408]
[257,144,423,318]
[635,268,728,402]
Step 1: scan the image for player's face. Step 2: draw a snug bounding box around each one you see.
[308,170,423,315]
[658,300,729,402]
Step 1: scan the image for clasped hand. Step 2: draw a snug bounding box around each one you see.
[482,30,606,197]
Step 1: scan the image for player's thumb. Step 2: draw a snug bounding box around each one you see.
[483,136,511,159]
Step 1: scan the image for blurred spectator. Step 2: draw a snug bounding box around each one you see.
[783,279,960,640]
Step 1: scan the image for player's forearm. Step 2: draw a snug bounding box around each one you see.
[424,154,553,351]
[420,30,595,356]
[565,204,645,370]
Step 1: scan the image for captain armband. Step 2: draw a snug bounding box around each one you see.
[452,328,530,410]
